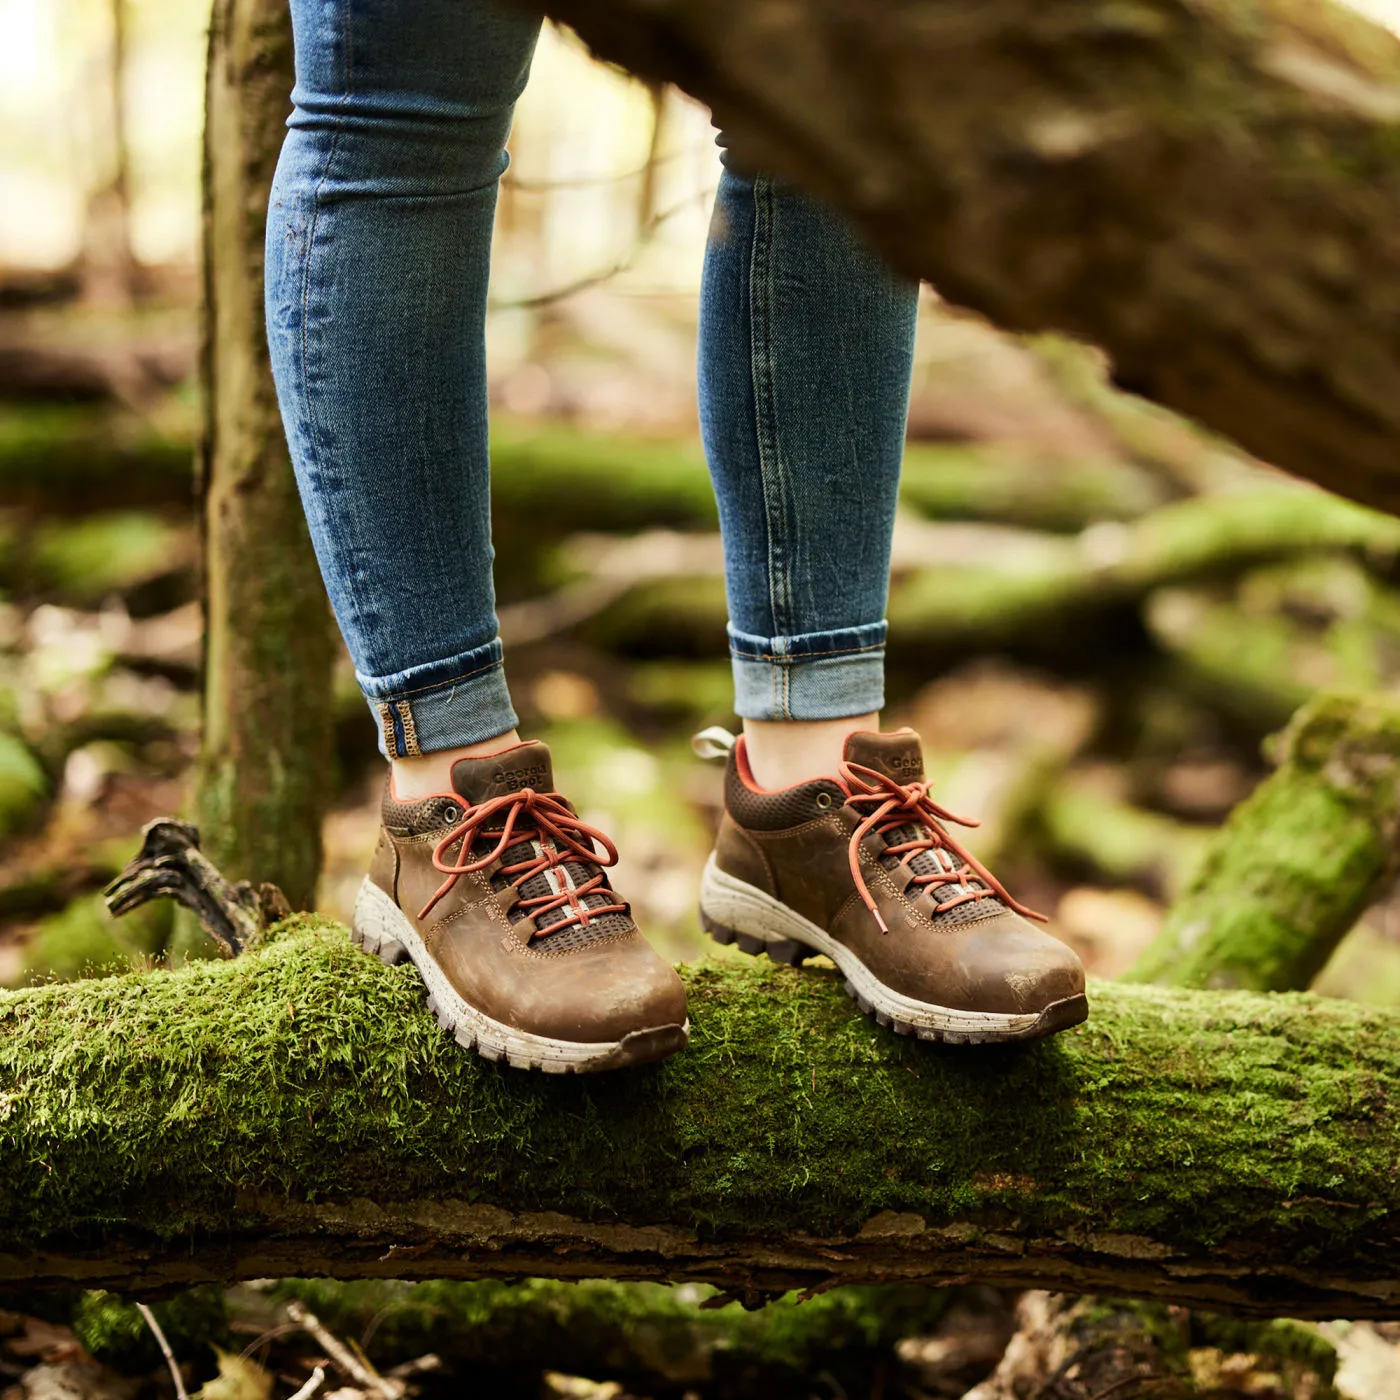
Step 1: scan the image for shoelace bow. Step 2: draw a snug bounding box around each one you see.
[418,788,627,934]
[840,760,1046,933]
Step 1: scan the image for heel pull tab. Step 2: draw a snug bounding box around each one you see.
[691,726,736,762]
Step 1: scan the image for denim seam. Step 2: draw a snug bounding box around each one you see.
[360,653,506,701]
[295,4,377,673]
[748,174,794,653]
[731,640,887,662]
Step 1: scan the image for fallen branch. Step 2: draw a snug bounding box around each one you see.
[284,1302,402,1400]
[1128,691,1400,992]
[1145,556,1400,732]
[584,488,1400,660]
[136,1302,190,1400]
[103,818,287,957]
[2,926,1400,1316]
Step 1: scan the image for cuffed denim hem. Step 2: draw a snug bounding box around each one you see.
[728,621,887,722]
[358,638,520,759]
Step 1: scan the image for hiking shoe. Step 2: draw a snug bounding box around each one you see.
[352,739,689,1072]
[696,727,1087,1044]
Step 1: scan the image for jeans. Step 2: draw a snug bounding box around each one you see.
[266,0,919,759]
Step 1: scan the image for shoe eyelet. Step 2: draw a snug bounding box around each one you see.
[815,791,834,810]
[441,804,460,824]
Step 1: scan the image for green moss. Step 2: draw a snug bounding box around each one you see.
[2,922,1400,1283]
[626,660,737,725]
[0,731,48,838]
[72,1288,229,1372]
[1035,782,1211,897]
[490,419,718,532]
[1130,691,1400,991]
[13,893,172,987]
[0,404,195,512]
[1146,557,1400,731]
[898,442,1167,531]
[1193,1315,1338,1384]
[266,1277,947,1386]
[26,513,190,605]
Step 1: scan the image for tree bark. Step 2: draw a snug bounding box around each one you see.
[516,0,1400,516]
[2,925,1400,1315]
[1128,691,1400,991]
[198,0,332,910]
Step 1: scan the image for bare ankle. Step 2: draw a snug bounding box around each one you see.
[742,714,879,790]
[391,729,523,799]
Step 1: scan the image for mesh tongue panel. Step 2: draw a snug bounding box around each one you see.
[880,822,1003,927]
[491,836,630,947]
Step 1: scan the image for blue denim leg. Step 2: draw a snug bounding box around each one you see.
[265,0,540,758]
[698,162,919,721]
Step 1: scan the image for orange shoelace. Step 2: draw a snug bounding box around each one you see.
[418,788,627,934]
[840,760,1046,934]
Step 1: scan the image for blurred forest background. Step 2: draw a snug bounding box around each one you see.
[7,0,1400,996]
[9,3,1400,1399]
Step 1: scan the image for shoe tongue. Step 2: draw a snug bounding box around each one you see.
[843,729,925,785]
[450,741,555,807]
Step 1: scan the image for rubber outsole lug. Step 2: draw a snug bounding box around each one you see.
[350,923,406,967]
[707,908,1088,1045]
[351,898,687,1073]
[701,911,806,966]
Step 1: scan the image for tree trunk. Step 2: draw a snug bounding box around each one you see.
[514,0,1400,517]
[2,926,1400,1316]
[199,0,332,910]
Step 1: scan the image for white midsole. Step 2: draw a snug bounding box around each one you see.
[698,855,1043,1034]
[352,876,681,1070]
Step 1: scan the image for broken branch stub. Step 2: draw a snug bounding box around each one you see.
[102,818,286,957]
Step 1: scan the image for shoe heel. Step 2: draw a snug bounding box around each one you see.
[352,922,406,965]
[350,877,408,965]
[700,909,806,966]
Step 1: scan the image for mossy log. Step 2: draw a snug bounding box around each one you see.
[0,404,1166,542]
[893,442,1170,532]
[1128,692,1400,993]
[3,923,1400,1316]
[0,406,196,513]
[522,0,1400,516]
[1033,779,1210,898]
[1146,557,1400,733]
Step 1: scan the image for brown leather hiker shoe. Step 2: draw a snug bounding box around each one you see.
[697,728,1087,1044]
[352,740,689,1072]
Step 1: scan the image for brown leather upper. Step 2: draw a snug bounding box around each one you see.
[715,729,1085,1016]
[371,741,687,1042]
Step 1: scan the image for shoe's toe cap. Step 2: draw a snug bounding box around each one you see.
[531,933,689,1046]
[953,913,1086,1015]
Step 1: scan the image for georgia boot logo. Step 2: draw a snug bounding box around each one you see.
[492,762,550,793]
[888,752,924,779]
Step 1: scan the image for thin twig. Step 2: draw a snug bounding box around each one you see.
[488,186,715,311]
[239,1322,303,1361]
[386,1356,442,1381]
[136,1303,189,1400]
[285,1303,403,1400]
[286,1365,326,1400]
